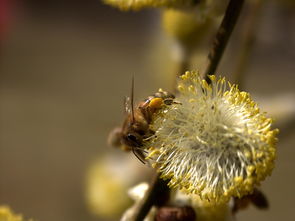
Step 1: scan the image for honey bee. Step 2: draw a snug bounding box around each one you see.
[232,188,269,215]
[108,78,176,163]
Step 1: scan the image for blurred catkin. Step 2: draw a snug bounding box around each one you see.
[0,206,33,221]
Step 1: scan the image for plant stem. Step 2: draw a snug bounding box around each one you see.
[204,0,245,82]
[131,173,170,221]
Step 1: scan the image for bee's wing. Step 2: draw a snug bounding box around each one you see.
[124,96,132,114]
[124,77,135,122]
[107,127,122,147]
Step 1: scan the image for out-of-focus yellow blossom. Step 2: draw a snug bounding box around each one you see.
[85,153,151,219]
[0,206,32,221]
[161,0,229,45]
[102,0,197,11]
[204,0,229,17]
[162,8,213,48]
[161,0,228,73]
[144,71,278,203]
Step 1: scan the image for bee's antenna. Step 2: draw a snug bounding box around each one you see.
[132,147,146,164]
[131,75,135,123]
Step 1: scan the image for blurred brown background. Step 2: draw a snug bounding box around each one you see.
[0,0,294,221]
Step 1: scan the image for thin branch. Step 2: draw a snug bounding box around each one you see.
[204,0,245,82]
[131,173,170,221]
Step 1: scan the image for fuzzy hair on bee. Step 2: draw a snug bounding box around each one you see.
[108,78,176,163]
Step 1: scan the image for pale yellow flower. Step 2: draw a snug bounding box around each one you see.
[145,71,278,203]
[0,206,32,221]
[162,8,213,48]
[85,153,151,219]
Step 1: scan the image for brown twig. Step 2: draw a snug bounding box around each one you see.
[131,173,170,221]
[204,0,245,82]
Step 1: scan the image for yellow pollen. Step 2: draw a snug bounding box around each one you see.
[149,98,163,109]
[234,176,243,184]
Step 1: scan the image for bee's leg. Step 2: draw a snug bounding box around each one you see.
[163,98,174,105]
[148,129,155,135]
[142,149,148,154]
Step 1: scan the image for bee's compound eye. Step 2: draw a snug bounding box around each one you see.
[127,134,138,142]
